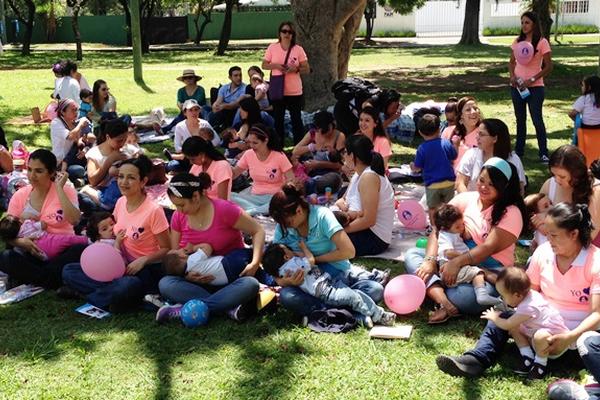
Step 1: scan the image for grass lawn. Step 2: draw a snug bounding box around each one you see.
[0,42,598,400]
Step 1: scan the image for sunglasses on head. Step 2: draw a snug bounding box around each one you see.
[280,29,293,34]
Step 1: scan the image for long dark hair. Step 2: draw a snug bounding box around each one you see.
[239,97,262,127]
[547,203,594,248]
[182,136,225,161]
[277,21,296,47]
[249,123,282,152]
[269,182,309,236]
[480,118,512,160]
[0,126,7,149]
[517,11,542,53]
[549,145,593,206]
[481,161,527,231]
[29,149,58,173]
[346,134,385,176]
[119,154,153,180]
[97,117,128,145]
[359,106,387,139]
[453,96,480,139]
[92,79,108,111]
[583,75,600,108]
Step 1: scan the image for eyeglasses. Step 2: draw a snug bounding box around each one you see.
[183,77,195,81]
[280,29,293,34]
[101,88,109,91]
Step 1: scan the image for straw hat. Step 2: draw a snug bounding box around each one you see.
[177,69,202,82]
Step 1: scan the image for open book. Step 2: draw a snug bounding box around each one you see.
[0,284,44,305]
[76,303,111,319]
[369,325,413,340]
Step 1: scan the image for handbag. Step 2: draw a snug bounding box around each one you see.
[268,45,293,102]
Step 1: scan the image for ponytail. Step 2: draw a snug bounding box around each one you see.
[345,134,385,176]
[547,202,594,247]
[269,182,309,236]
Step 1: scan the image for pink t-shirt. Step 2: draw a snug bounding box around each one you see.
[515,289,569,337]
[373,135,392,159]
[527,242,600,328]
[189,159,233,200]
[511,38,551,87]
[236,150,292,195]
[264,43,308,96]
[449,191,523,266]
[8,184,79,235]
[441,125,479,169]
[112,196,169,261]
[170,198,244,255]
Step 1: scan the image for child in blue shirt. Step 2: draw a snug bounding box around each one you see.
[411,113,457,223]
[79,88,93,119]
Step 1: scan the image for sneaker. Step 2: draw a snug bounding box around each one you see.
[378,311,396,326]
[527,362,548,380]
[56,285,83,300]
[436,354,485,378]
[540,155,550,164]
[372,268,391,285]
[355,313,373,328]
[227,300,257,323]
[513,355,534,375]
[144,294,166,309]
[162,148,173,161]
[155,304,182,323]
[301,316,309,327]
[584,382,600,396]
[547,379,590,400]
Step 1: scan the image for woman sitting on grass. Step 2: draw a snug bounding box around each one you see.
[184,136,233,200]
[355,106,392,170]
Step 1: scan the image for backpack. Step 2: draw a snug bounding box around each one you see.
[331,77,381,106]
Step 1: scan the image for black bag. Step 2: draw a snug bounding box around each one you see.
[331,77,381,104]
[210,85,222,105]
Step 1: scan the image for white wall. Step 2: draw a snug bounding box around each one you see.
[359,4,416,33]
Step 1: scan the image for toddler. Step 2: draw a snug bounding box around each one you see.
[86,212,126,254]
[435,204,501,306]
[262,241,396,326]
[161,243,245,286]
[122,130,144,158]
[251,74,270,111]
[0,215,88,261]
[411,114,457,223]
[481,266,570,380]
[221,127,247,159]
[79,88,93,119]
[524,193,551,250]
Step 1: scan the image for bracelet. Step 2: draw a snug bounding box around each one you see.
[424,255,437,262]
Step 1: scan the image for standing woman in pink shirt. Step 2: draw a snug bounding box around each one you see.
[509,11,553,163]
[262,21,310,145]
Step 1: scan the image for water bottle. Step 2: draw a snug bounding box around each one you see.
[416,237,428,249]
[325,187,332,203]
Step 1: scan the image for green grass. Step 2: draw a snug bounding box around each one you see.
[0,43,598,399]
[488,34,600,45]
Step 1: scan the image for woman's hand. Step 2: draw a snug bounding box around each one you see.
[186,272,215,284]
[276,269,304,287]
[54,171,69,189]
[546,332,574,355]
[531,213,546,232]
[239,261,260,277]
[415,259,437,283]
[126,257,146,275]
[440,258,461,286]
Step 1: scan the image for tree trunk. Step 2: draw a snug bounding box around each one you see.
[131,0,144,84]
[531,0,552,38]
[290,0,367,111]
[72,5,82,60]
[459,0,481,45]
[195,10,212,45]
[118,0,132,46]
[22,0,35,55]
[216,0,234,55]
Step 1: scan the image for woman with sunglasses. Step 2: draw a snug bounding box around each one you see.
[61,156,170,312]
[156,172,266,323]
[161,69,209,134]
[262,21,310,145]
[231,123,294,216]
[89,79,117,123]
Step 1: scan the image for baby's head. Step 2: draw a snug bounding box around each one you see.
[495,266,530,307]
[327,149,342,164]
[221,127,238,143]
[80,88,93,104]
[162,252,188,276]
[126,130,139,145]
[333,211,350,227]
[197,127,214,143]
[0,215,22,242]
[86,211,116,242]
[434,204,464,234]
[524,193,551,216]
[262,243,294,277]
[444,96,458,125]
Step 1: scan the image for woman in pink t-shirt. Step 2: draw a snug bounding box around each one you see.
[231,123,293,215]
[262,21,310,144]
[157,172,265,322]
[1,149,85,288]
[509,11,553,162]
[405,157,527,323]
[441,96,481,168]
[62,156,170,312]
[184,136,232,200]
[355,106,393,170]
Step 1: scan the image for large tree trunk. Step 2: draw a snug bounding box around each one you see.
[459,0,481,45]
[531,0,552,38]
[216,0,235,55]
[69,2,84,61]
[195,11,212,45]
[6,0,36,55]
[290,0,367,111]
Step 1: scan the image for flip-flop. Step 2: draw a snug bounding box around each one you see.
[428,305,462,325]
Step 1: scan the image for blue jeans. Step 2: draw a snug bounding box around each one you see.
[159,275,259,314]
[578,331,600,399]
[318,280,383,321]
[279,271,384,316]
[404,244,501,315]
[230,188,273,216]
[465,311,512,368]
[62,262,165,310]
[511,86,548,158]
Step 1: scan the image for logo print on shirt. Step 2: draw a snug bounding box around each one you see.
[579,287,590,303]
[131,227,145,240]
[268,168,277,180]
[50,209,64,222]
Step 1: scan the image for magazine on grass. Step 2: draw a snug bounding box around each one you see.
[0,284,44,305]
[369,325,413,340]
[76,303,112,319]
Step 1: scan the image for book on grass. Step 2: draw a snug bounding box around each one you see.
[369,325,413,340]
[0,284,44,305]
[76,303,111,319]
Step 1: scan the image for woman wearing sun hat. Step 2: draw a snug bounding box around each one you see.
[162,69,209,134]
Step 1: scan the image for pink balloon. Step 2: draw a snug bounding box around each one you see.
[384,275,426,315]
[80,243,126,282]
[515,41,534,65]
[397,199,427,230]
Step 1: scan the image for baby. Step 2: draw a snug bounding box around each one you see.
[85,212,126,254]
[435,204,501,306]
[524,193,552,250]
[262,241,396,326]
[481,266,570,380]
[0,215,89,261]
[162,243,245,286]
[121,130,144,159]
[221,127,247,159]
[79,88,93,120]
[251,74,270,111]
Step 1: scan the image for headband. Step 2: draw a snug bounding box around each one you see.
[57,98,77,115]
[168,181,201,198]
[483,157,512,181]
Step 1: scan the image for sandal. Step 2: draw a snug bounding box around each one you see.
[428,305,462,325]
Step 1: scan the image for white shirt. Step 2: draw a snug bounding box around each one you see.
[437,231,469,263]
[173,119,219,152]
[85,145,112,187]
[573,94,600,126]
[186,249,228,286]
[55,76,81,102]
[345,167,395,243]
[279,257,328,297]
[457,148,526,191]
[50,118,75,163]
